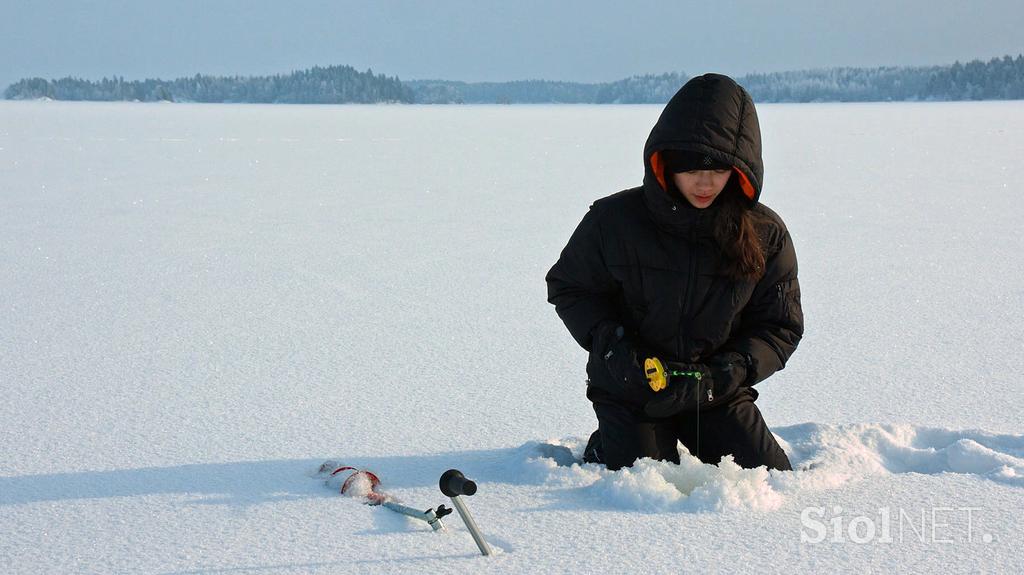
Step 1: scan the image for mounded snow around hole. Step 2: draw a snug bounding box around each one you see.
[516,423,1024,511]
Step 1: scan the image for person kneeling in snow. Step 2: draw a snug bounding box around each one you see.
[546,74,802,471]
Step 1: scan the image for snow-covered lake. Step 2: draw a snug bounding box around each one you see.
[2,100,1022,573]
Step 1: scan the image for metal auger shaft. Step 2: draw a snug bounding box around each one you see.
[439,469,492,556]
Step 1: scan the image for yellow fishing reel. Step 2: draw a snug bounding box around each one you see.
[644,357,668,392]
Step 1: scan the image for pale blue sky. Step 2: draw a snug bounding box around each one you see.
[3,0,1022,90]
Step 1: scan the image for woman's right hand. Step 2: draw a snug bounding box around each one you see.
[586,322,653,404]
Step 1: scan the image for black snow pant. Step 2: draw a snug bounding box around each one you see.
[585,386,792,471]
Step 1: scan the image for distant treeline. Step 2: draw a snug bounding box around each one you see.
[414,55,1024,103]
[3,65,413,103]
[406,72,690,104]
[5,55,1024,104]
[741,55,1024,102]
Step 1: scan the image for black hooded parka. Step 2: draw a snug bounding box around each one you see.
[546,74,803,409]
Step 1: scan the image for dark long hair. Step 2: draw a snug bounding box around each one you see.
[713,175,765,281]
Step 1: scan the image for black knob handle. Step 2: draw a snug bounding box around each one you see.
[439,469,477,497]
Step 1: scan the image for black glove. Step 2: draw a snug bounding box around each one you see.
[643,352,749,418]
[586,322,652,404]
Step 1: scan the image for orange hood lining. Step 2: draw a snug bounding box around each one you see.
[650,150,756,202]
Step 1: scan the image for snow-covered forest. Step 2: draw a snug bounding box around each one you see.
[6,54,1023,104]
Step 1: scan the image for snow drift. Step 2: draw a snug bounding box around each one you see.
[517,423,1024,513]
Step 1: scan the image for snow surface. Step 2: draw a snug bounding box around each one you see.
[1,100,1022,574]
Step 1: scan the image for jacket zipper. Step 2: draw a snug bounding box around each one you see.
[676,215,701,360]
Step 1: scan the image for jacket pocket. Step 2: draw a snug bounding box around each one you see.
[776,278,802,325]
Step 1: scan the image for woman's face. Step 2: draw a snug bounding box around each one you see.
[672,169,732,209]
